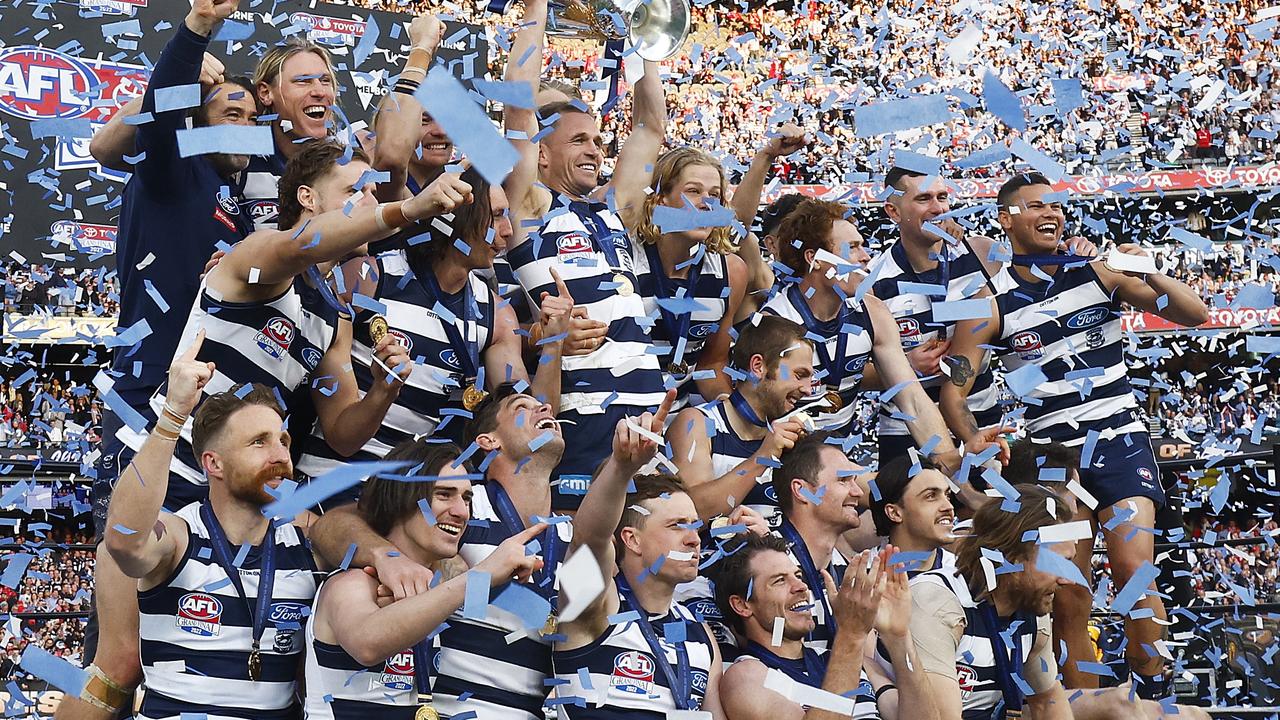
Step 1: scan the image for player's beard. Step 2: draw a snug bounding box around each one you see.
[228,461,294,507]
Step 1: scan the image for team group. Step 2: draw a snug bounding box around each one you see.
[62,0,1217,719]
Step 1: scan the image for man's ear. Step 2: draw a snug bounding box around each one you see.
[997,208,1014,232]
[256,81,273,111]
[728,594,753,624]
[297,184,317,216]
[619,526,643,557]
[475,431,501,453]
[885,503,904,524]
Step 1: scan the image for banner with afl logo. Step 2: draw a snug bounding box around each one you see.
[0,0,486,267]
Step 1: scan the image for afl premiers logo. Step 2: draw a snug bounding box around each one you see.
[256,316,296,359]
[1010,330,1044,360]
[610,650,656,696]
[176,593,223,637]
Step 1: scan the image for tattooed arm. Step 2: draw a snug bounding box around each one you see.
[938,298,999,445]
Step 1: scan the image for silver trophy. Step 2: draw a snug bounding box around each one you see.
[548,0,690,61]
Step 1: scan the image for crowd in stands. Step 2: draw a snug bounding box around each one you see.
[0,374,100,448]
[1,261,119,318]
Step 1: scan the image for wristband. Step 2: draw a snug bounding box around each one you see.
[155,415,184,440]
[81,664,133,713]
[376,202,411,232]
[160,403,186,424]
[404,47,432,76]
[393,76,422,96]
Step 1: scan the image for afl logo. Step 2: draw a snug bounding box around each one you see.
[690,323,716,339]
[896,318,922,345]
[176,592,223,637]
[556,231,593,256]
[256,316,296,359]
[1011,330,1044,359]
[1066,307,1109,330]
[1137,467,1154,484]
[610,651,656,696]
[249,200,279,222]
[379,651,415,691]
[956,664,977,698]
[439,349,461,369]
[387,329,413,352]
[269,602,307,625]
[0,47,96,120]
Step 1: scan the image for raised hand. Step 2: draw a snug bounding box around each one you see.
[563,307,608,356]
[166,330,216,418]
[408,171,473,218]
[409,14,445,53]
[764,123,808,158]
[199,53,226,87]
[477,522,548,583]
[1060,235,1098,257]
[186,0,240,36]
[613,390,676,470]
[538,268,575,346]
[830,548,887,637]
[759,417,806,459]
[367,553,435,602]
[908,337,951,376]
[873,545,911,640]
[370,332,412,390]
[726,504,770,537]
[969,424,1016,466]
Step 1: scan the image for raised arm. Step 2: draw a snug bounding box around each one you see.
[311,319,410,456]
[213,172,472,298]
[90,96,143,173]
[872,555,940,720]
[372,13,444,203]
[104,333,214,580]
[668,406,804,519]
[865,296,960,472]
[502,0,549,247]
[308,502,436,601]
[729,124,807,299]
[1093,246,1210,328]
[610,61,667,229]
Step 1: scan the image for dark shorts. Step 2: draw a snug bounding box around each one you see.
[1077,431,1165,511]
[552,403,644,511]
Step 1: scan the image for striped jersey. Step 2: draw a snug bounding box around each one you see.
[552,582,716,720]
[298,250,496,476]
[691,399,776,526]
[736,644,879,719]
[237,149,287,231]
[990,262,1144,444]
[758,284,875,437]
[303,573,420,720]
[865,239,1003,437]
[778,520,847,655]
[117,273,343,504]
[633,241,731,408]
[137,502,318,720]
[433,483,573,720]
[506,193,665,414]
[905,567,1045,720]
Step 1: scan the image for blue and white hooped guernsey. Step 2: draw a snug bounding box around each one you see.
[116,274,342,506]
[552,582,715,720]
[432,484,574,720]
[506,193,666,415]
[865,239,1004,437]
[136,502,318,720]
[303,572,420,720]
[297,250,497,476]
[633,240,731,409]
[758,286,875,438]
[990,261,1145,444]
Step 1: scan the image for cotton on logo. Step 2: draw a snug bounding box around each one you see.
[0,47,96,120]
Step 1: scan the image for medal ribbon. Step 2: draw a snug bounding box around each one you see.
[728,390,768,428]
[199,503,276,677]
[786,283,852,393]
[414,264,481,382]
[779,519,836,642]
[743,640,827,688]
[615,575,695,710]
[976,603,1029,716]
[489,483,561,597]
[644,243,705,362]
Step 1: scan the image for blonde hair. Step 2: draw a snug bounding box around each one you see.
[636,147,738,254]
[253,38,335,96]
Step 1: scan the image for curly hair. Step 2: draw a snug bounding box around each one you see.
[773,198,851,277]
[276,141,370,229]
[634,147,738,254]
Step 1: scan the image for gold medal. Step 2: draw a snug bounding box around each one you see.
[463,385,488,411]
[614,273,634,296]
[710,516,731,532]
[415,705,440,720]
[369,314,389,344]
[248,646,262,681]
[542,612,559,636]
[823,390,844,411]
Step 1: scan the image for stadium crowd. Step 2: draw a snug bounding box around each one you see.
[0,374,99,448]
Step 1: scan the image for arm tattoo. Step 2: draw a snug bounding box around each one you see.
[946,355,974,387]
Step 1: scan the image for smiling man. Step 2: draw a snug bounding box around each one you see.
[868,457,957,577]
[940,172,1210,699]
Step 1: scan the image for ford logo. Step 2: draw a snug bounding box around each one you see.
[845,355,868,373]
[1066,307,1109,330]
[690,323,716,339]
[269,602,308,624]
[439,349,461,369]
